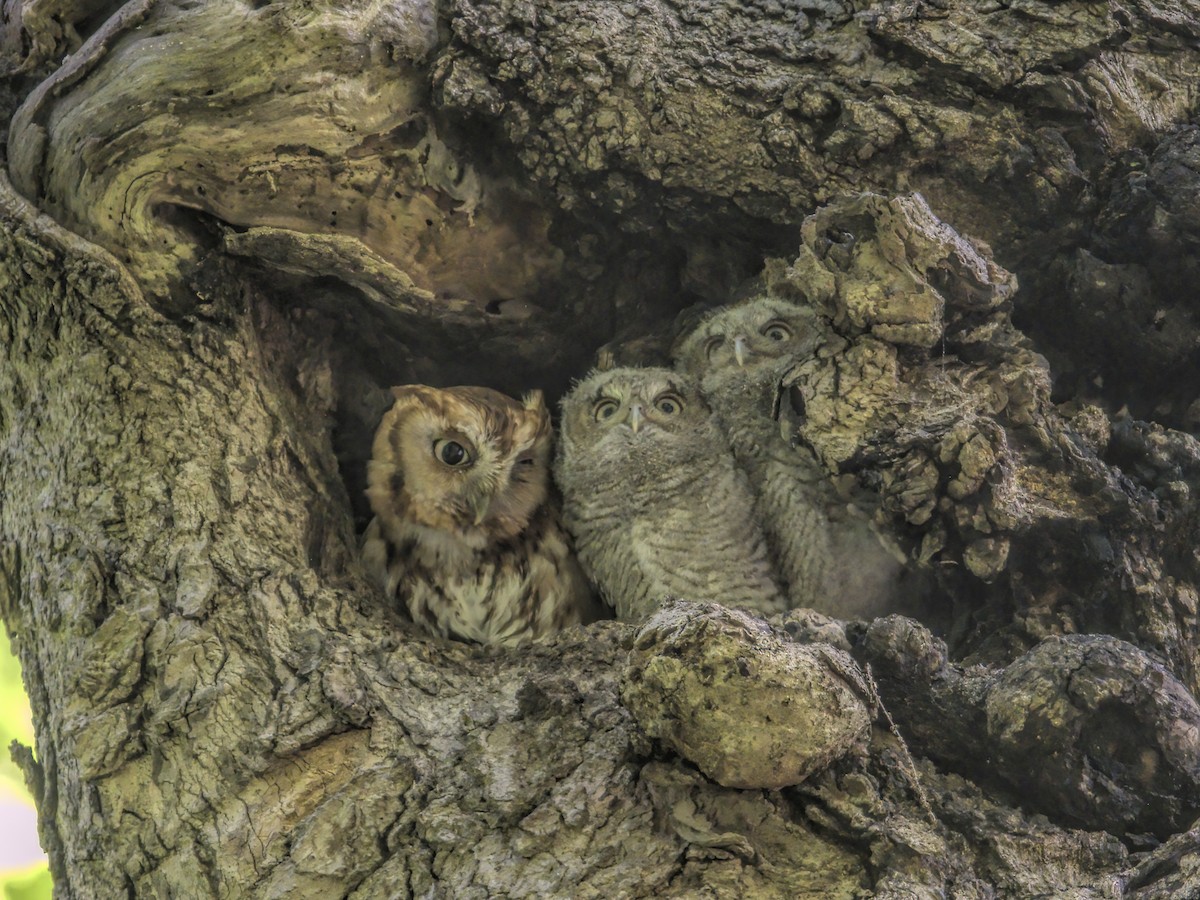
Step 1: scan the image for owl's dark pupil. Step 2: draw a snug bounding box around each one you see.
[440,441,466,465]
[661,401,675,413]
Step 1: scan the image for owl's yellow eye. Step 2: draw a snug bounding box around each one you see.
[433,439,472,467]
[703,336,723,359]
[762,321,792,341]
[655,393,683,415]
[594,398,620,421]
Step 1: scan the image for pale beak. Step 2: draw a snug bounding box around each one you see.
[628,403,644,434]
[734,335,748,367]
[468,489,493,525]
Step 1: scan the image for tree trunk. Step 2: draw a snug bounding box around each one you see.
[4,1,1200,897]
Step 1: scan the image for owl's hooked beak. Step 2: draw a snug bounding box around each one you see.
[733,335,749,367]
[627,403,645,434]
[466,487,494,525]
[471,499,489,525]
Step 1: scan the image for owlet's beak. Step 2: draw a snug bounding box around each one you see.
[733,335,749,368]
[627,403,645,434]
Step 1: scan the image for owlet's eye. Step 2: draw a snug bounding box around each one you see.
[433,439,472,467]
[655,393,684,415]
[593,398,620,421]
[763,321,792,342]
[703,336,723,359]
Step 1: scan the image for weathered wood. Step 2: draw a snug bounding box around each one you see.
[623,601,872,791]
[2,160,1195,895]
[861,615,1200,839]
[433,0,1200,420]
[19,0,1200,417]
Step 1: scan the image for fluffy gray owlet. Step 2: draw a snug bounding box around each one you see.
[674,297,906,620]
[555,367,786,621]
[362,385,597,647]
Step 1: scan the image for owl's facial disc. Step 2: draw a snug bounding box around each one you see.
[461,435,546,528]
[425,429,502,525]
[446,461,509,527]
[570,370,695,451]
[704,332,751,367]
[592,395,642,432]
[703,317,800,373]
[592,391,684,436]
[625,391,685,434]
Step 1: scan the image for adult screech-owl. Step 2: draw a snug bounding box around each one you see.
[362,384,597,647]
[555,367,786,621]
[674,296,906,620]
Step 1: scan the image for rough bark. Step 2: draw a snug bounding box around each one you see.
[431,0,1200,422]
[4,0,1200,898]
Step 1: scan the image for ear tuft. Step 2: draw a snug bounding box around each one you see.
[523,389,547,414]
[389,384,440,407]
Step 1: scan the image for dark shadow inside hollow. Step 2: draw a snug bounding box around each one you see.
[222,199,1034,659]
[208,184,1195,682]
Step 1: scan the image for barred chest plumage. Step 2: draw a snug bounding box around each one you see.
[363,506,589,647]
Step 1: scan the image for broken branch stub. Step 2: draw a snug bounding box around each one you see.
[986,633,1200,838]
[860,616,1200,838]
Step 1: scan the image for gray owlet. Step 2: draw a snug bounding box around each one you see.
[362,385,597,647]
[674,297,906,620]
[554,366,786,621]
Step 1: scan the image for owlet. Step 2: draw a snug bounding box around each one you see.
[362,384,597,647]
[555,366,786,621]
[674,296,907,620]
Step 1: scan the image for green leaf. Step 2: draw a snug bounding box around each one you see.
[2,866,52,900]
